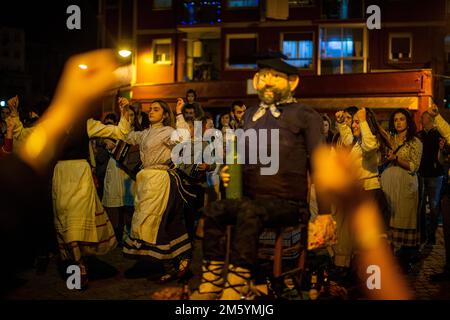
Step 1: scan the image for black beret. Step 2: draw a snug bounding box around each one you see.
[256,58,299,75]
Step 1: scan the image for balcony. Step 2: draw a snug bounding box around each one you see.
[177,0,222,26]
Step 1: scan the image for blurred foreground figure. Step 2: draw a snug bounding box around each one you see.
[313,146,412,300]
[0,50,121,293]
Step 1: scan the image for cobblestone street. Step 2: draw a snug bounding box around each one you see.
[5,226,450,300]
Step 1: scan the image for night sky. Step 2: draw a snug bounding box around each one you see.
[0,0,98,53]
[0,0,100,104]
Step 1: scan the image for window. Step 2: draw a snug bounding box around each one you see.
[389,33,412,62]
[322,0,363,19]
[282,33,314,69]
[226,34,258,69]
[152,39,172,64]
[153,0,172,9]
[228,0,259,8]
[319,26,366,75]
[289,0,315,7]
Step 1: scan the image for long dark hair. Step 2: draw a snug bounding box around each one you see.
[388,108,417,142]
[152,100,175,128]
[362,108,391,153]
[217,112,231,131]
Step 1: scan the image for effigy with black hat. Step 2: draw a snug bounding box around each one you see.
[255,51,299,76]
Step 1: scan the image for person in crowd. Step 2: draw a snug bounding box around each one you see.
[0,115,13,158]
[50,96,131,289]
[121,98,192,283]
[94,113,118,197]
[176,116,217,241]
[104,113,118,125]
[418,111,444,245]
[426,104,450,281]
[380,109,423,271]
[130,101,150,131]
[204,112,215,130]
[182,89,205,121]
[190,54,335,300]
[1,104,11,146]
[217,112,232,135]
[322,114,334,145]
[332,106,359,148]
[230,101,246,129]
[0,49,121,294]
[331,107,390,280]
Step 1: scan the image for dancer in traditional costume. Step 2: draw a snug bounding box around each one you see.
[122,99,193,283]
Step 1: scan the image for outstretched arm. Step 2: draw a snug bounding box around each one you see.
[18,50,119,173]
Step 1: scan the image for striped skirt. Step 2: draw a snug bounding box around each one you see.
[53,160,117,260]
[390,227,420,248]
[123,169,192,261]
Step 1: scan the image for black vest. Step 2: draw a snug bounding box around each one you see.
[241,103,324,203]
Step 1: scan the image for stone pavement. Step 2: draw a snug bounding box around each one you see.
[4,227,450,300]
[406,226,450,300]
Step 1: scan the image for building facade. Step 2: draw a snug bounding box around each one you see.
[99,0,450,124]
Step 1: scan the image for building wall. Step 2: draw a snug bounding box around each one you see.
[135,33,176,84]
[101,0,449,109]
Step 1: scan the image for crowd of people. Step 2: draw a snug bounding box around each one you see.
[1,49,450,300]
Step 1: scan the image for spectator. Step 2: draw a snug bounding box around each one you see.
[130,101,150,131]
[230,100,246,129]
[322,114,334,145]
[418,111,444,245]
[217,112,231,135]
[426,104,450,281]
[381,109,423,271]
[182,89,204,121]
[333,106,359,148]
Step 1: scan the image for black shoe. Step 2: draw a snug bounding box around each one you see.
[85,257,118,281]
[430,270,450,282]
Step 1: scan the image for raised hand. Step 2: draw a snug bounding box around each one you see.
[118,97,130,121]
[335,111,345,124]
[7,95,19,116]
[176,98,184,115]
[428,104,439,118]
[220,165,230,187]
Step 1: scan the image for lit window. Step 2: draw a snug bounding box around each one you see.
[226,34,258,69]
[282,33,314,69]
[153,0,172,9]
[389,33,412,62]
[228,0,259,8]
[153,39,172,64]
[319,26,366,75]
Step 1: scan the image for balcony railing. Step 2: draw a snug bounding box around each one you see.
[177,0,222,25]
